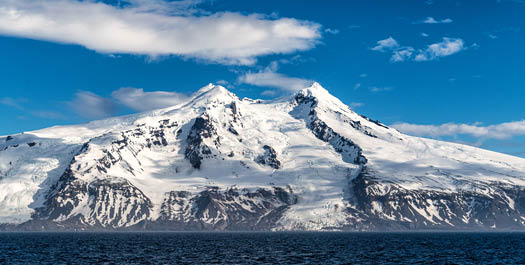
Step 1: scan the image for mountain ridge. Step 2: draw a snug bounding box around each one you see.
[1,83,524,231]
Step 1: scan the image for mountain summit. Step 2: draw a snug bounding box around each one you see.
[1,83,524,231]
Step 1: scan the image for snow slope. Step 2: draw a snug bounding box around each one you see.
[1,83,524,230]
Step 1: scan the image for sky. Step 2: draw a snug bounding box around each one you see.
[0,0,524,157]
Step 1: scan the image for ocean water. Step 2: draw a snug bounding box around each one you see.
[0,232,523,264]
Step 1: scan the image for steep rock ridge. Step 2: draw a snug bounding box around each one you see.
[291,87,367,165]
[0,83,524,231]
[185,114,220,169]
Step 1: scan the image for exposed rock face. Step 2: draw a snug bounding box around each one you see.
[185,114,219,169]
[255,145,281,169]
[141,187,297,231]
[34,168,152,228]
[345,167,525,230]
[1,83,525,231]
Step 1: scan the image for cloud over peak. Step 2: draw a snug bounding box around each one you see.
[237,61,313,94]
[0,0,321,65]
[111,87,189,111]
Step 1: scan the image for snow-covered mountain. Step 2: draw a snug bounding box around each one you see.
[1,83,524,231]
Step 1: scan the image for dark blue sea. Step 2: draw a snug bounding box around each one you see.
[0,232,523,264]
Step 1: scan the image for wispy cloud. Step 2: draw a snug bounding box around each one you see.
[350,102,364,108]
[31,110,66,120]
[112,87,189,111]
[414,38,464,61]
[0,0,321,65]
[0,97,27,110]
[324,28,340,35]
[372,37,465,62]
[371,37,399,52]
[369,86,392,92]
[66,86,194,118]
[67,91,117,119]
[415,17,453,24]
[392,120,525,140]
[497,0,525,4]
[237,62,313,94]
[1,96,65,119]
[391,47,415,62]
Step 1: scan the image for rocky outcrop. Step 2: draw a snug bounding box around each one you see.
[34,166,152,228]
[347,167,525,230]
[255,145,281,169]
[135,186,297,231]
[185,114,219,169]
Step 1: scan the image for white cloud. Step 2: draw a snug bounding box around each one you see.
[67,91,117,119]
[238,61,312,93]
[417,17,453,24]
[371,37,399,51]
[414,37,464,61]
[215,80,229,86]
[372,37,465,62]
[353,83,361,90]
[238,69,312,93]
[0,0,321,65]
[391,47,414,62]
[360,73,367,78]
[392,120,525,140]
[112,87,189,111]
[370,37,414,62]
[324,28,340,35]
[66,86,192,119]
[421,32,429,37]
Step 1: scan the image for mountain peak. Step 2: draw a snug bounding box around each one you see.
[296,82,331,98]
[187,83,237,107]
[294,82,348,109]
[193,83,229,95]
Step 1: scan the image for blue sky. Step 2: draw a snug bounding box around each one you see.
[0,0,524,157]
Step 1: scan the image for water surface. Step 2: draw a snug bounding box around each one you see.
[0,232,523,264]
